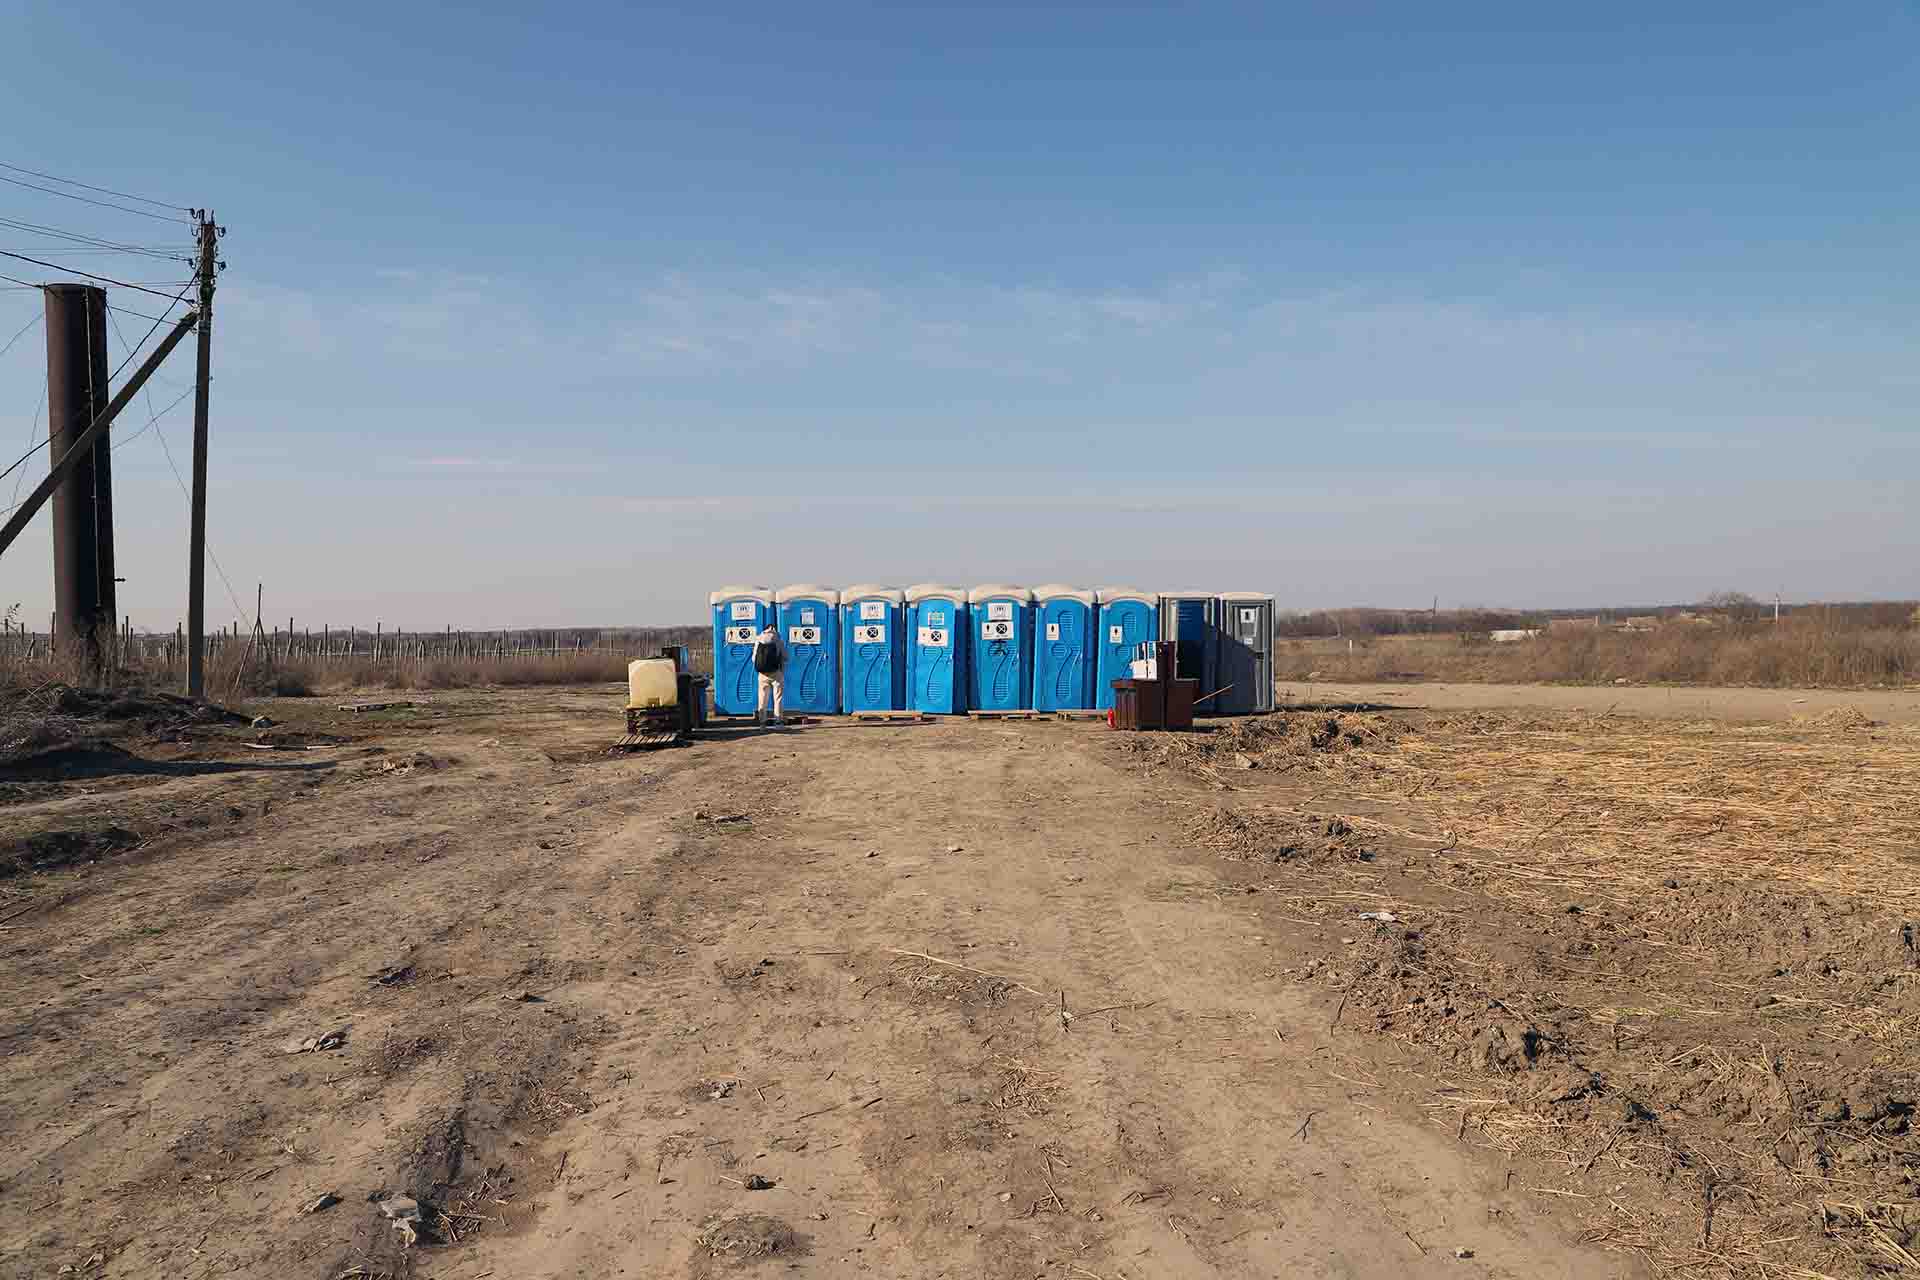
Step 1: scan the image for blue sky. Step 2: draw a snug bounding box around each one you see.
[1,1,1914,629]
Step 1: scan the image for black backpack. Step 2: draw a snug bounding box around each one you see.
[752,635,783,674]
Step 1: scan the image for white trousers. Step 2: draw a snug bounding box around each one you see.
[756,672,784,718]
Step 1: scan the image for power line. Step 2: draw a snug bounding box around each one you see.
[5,282,193,293]
[0,171,186,223]
[105,304,249,623]
[0,249,188,301]
[111,385,195,451]
[0,215,185,259]
[0,384,180,519]
[0,418,47,487]
[0,311,39,359]
[105,302,182,325]
[6,383,46,510]
[108,282,193,383]
[0,160,185,212]
[4,246,185,256]
[0,288,187,492]
[150,403,247,621]
[0,270,39,289]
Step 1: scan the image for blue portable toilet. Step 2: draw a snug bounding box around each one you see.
[775,585,841,714]
[709,586,774,717]
[906,584,968,714]
[968,584,1034,712]
[1031,585,1096,711]
[1159,591,1221,694]
[1094,588,1160,711]
[840,584,906,712]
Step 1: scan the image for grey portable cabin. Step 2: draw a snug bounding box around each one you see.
[1158,593,1219,694]
[1214,592,1275,714]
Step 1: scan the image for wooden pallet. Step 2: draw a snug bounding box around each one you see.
[851,711,934,723]
[1053,710,1107,721]
[613,729,683,750]
[966,709,1047,720]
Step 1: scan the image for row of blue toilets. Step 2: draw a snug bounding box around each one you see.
[707,584,1163,716]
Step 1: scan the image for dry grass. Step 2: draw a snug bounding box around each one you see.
[694,1214,799,1261]
[1178,707,1920,1278]
[1,648,638,699]
[1349,710,1920,911]
[1278,616,1920,688]
[279,652,632,692]
[0,680,76,761]
[987,1056,1061,1117]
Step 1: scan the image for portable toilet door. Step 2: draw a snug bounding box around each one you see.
[906,584,968,714]
[1094,588,1159,711]
[775,585,841,714]
[1216,593,1276,714]
[840,585,905,712]
[709,586,775,716]
[1031,585,1095,710]
[968,585,1035,711]
[1159,592,1220,693]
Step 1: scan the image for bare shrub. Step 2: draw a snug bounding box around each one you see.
[267,651,630,693]
[1277,613,1920,688]
[3,639,665,697]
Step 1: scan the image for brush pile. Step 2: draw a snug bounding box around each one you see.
[1119,709,1402,782]
[1189,807,1376,865]
[0,682,245,764]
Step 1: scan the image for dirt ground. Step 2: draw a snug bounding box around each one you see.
[2,686,1916,1279]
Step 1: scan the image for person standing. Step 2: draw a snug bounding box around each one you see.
[751,623,786,724]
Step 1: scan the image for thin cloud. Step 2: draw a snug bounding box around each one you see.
[404,456,599,475]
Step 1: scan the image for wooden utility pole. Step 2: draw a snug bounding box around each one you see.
[186,210,222,699]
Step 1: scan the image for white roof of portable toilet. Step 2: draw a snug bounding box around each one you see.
[1030,584,1095,604]
[1218,591,1275,602]
[1163,589,1219,600]
[775,584,841,604]
[1094,587,1160,605]
[905,582,966,603]
[968,584,1034,603]
[709,585,774,606]
[840,584,904,604]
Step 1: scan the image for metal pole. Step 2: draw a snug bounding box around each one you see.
[43,284,112,675]
[90,294,116,644]
[187,210,221,699]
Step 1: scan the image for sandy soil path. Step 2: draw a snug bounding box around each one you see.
[0,692,1634,1279]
